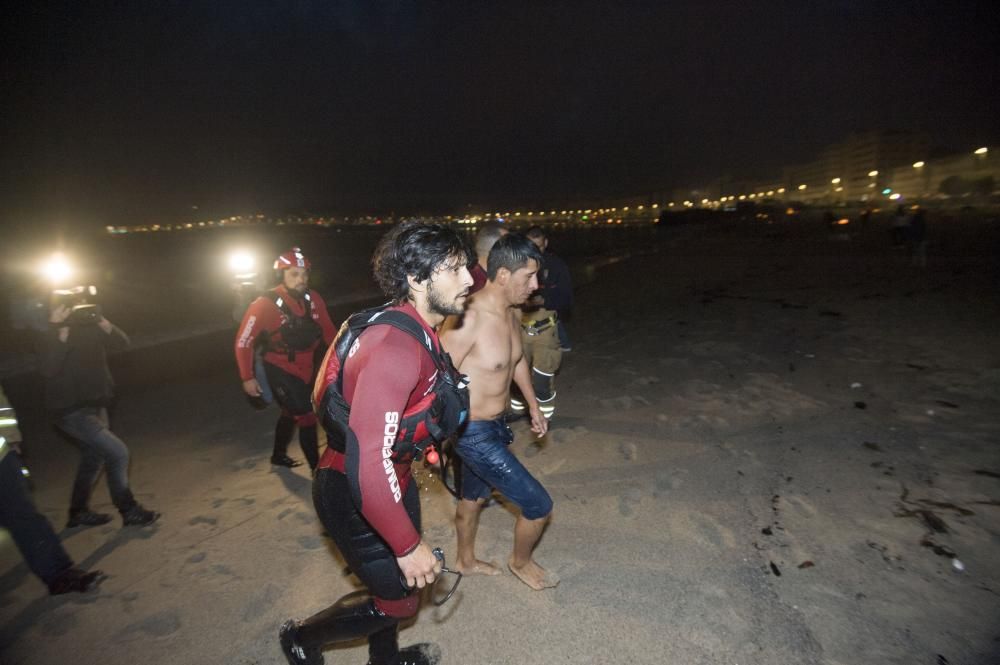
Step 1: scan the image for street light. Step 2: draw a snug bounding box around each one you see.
[868,170,879,177]
[831,177,841,184]
[912,161,925,168]
[974,147,988,155]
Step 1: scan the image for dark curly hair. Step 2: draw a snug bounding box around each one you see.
[372,221,474,303]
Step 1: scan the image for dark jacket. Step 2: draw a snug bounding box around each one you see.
[37,322,129,412]
[539,251,573,315]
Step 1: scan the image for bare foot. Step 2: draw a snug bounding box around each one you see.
[507,556,560,590]
[453,558,502,576]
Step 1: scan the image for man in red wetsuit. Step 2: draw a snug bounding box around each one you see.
[234,247,336,469]
[279,222,473,665]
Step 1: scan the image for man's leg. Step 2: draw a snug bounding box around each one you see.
[272,413,300,467]
[266,363,315,468]
[458,421,557,590]
[280,471,439,665]
[454,498,499,576]
[510,514,556,590]
[0,453,72,584]
[59,408,113,526]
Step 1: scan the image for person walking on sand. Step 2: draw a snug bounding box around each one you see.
[279,222,473,665]
[235,247,336,470]
[441,233,558,590]
[38,292,159,528]
[1,384,105,595]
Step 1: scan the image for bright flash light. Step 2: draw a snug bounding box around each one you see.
[39,253,74,285]
[868,170,879,177]
[228,250,256,275]
[974,147,988,155]
[831,177,841,184]
[912,161,925,168]
[889,193,902,200]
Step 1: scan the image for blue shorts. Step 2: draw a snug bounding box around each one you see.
[456,419,553,520]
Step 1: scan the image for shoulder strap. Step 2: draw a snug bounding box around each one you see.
[265,290,312,320]
[333,305,446,395]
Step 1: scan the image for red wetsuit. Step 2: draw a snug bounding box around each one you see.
[234,285,336,382]
[315,302,441,556]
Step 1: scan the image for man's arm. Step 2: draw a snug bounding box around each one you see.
[234,297,280,395]
[36,305,72,378]
[439,309,479,370]
[512,354,548,437]
[342,327,441,589]
[98,318,130,352]
[344,329,422,552]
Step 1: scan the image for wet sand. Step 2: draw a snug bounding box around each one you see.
[1,215,999,664]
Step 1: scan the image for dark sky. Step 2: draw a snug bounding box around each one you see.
[2,1,998,227]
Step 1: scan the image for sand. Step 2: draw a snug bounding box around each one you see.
[2,215,999,664]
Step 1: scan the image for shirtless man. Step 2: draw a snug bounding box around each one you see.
[441,233,558,590]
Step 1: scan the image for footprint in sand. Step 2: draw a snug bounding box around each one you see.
[600,395,651,410]
[782,494,818,518]
[188,515,218,527]
[40,610,77,637]
[114,610,181,641]
[241,583,283,622]
[652,472,681,497]
[229,458,258,471]
[619,487,643,516]
[619,442,638,461]
[294,511,315,525]
[276,508,296,520]
[690,513,737,549]
[211,498,227,509]
[522,441,543,458]
[541,458,567,475]
[297,535,324,550]
[210,564,242,581]
[186,552,207,564]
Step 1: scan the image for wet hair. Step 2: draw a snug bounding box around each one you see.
[525,225,546,241]
[486,232,543,281]
[475,222,508,259]
[372,221,473,303]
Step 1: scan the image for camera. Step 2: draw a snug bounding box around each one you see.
[66,303,102,326]
[52,286,102,327]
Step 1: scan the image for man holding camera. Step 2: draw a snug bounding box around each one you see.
[38,295,159,528]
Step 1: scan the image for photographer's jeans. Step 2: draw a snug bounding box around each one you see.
[57,407,132,513]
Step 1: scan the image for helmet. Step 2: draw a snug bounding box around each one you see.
[273,247,311,271]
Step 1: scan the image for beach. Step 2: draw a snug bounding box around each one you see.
[2,214,999,665]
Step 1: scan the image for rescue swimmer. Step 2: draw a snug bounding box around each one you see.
[234,247,336,470]
[279,221,473,665]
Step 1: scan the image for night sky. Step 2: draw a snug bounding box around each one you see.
[2,1,998,229]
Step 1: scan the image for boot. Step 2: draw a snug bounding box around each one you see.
[279,591,394,665]
[67,509,113,528]
[116,489,160,527]
[271,454,303,468]
[121,503,160,526]
[368,624,441,665]
[279,620,323,665]
[48,567,105,595]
